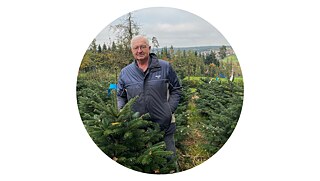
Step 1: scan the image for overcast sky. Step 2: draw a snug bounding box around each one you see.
[95,7,230,48]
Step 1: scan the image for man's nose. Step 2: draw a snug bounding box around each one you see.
[137,47,143,52]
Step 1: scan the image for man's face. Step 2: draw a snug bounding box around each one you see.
[131,38,150,61]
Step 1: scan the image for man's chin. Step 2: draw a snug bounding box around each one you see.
[136,56,147,61]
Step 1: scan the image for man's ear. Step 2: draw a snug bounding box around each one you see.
[149,46,151,50]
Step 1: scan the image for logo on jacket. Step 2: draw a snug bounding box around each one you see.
[155,75,161,79]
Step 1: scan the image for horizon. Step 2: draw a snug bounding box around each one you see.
[94,42,230,49]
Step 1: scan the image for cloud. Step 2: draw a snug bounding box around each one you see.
[141,20,228,47]
[151,23,201,33]
[95,7,230,47]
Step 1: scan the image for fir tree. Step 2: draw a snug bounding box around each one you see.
[79,86,177,173]
[219,45,227,60]
[102,43,107,51]
[97,44,102,53]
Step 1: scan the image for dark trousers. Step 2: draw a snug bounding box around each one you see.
[164,123,176,159]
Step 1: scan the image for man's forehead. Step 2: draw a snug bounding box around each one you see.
[132,39,147,44]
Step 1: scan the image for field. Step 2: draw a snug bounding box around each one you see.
[77,72,244,173]
[174,76,243,170]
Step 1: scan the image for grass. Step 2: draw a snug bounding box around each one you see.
[177,91,211,171]
[183,76,206,81]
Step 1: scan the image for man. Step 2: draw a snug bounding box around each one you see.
[117,35,182,158]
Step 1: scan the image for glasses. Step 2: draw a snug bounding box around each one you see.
[132,45,148,51]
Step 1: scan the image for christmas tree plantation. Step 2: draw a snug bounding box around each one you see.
[196,78,243,154]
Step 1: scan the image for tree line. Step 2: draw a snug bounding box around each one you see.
[80,39,240,82]
[79,12,242,82]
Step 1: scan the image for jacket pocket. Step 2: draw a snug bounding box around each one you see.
[125,82,142,99]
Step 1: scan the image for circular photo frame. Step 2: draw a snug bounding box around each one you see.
[76,7,244,174]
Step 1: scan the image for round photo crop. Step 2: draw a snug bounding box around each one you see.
[76,7,244,174]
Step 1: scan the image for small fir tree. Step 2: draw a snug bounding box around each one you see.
[81,92,176,173]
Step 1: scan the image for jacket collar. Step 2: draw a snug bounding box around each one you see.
[133,53,161,72]
[148,53,161,70]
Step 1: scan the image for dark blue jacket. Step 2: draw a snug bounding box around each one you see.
[117,53,181,130]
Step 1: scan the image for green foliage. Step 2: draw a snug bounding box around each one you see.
[196,78,243,154]
[204,50,219,66]
[173,77,243,171]
[77,78,176,174]
[77,78,111,120]
[174,80,194,148]
[219,45,227,60]
[220,55,242,78]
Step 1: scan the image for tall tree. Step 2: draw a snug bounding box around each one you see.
[111,41,117,51]
[111,12,140,50]
[161,46,168,60]
[169,45,174,59]
[204,51,219,67]
[102,43,107,51]
[219,45,227,60]
[97,44,102,53]
[151,37,160,53]
[89,39,97,53]
[110,12,140,71]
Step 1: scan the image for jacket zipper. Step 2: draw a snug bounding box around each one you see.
[143,68,150,113]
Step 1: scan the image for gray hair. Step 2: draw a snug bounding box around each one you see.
[130,35,149,48]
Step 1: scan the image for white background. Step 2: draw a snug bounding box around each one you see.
[1,0,319,180]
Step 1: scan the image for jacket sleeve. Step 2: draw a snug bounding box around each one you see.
[117,70,128,110]
[168,64,182,113]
